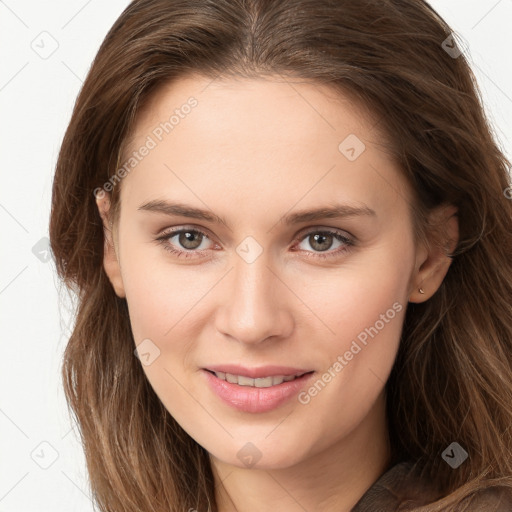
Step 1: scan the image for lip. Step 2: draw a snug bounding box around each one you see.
[204,364,312,379]
[202,368,315,413]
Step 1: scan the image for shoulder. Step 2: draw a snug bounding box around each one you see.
[351,461,512,512]
[351,461,442,511]
[462,486,512,511]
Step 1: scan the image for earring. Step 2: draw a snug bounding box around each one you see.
[419,287,425,294]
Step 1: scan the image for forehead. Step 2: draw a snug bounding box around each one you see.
[130,73,381,149]
[119,74,410,222]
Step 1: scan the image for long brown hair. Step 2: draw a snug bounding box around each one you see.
[49,0,512,510]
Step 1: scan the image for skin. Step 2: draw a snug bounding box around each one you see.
[96,74,458,511]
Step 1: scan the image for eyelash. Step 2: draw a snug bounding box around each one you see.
[155,226,355,261]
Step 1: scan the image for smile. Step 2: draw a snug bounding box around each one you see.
[202,369,315,413]
[207,370,309,387]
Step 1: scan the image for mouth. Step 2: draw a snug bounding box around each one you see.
[204,369,313,388]
[202,368,316,413]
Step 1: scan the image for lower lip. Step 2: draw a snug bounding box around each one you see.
[202,369,315,413]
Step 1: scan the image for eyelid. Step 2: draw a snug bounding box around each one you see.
[157,224,354,242]
[157,224,218,243]
[156,224,355,259]
[294,225,354,242]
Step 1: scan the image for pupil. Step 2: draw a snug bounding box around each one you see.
[180,231,201,249]
[311,233,332,251]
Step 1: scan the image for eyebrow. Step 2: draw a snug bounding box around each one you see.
[137,199,376,228]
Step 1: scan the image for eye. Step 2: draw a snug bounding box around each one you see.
[155,226,355,260]
[156,227,215,259]
[293,229,355,260]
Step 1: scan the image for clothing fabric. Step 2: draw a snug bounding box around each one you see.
[350,461,512,511]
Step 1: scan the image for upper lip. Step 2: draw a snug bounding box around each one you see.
[204,364,313,379]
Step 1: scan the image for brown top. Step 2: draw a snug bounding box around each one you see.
[350,461,512,511]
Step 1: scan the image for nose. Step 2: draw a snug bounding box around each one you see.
[214,252,294,346]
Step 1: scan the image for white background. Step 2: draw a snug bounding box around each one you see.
[1,1,511,510]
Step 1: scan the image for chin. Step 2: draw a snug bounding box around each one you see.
[206,431,312,470]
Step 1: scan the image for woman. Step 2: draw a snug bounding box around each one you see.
[49,0,512,510]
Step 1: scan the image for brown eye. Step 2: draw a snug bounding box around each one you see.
[177,230,204,250]
[294,229,355,260]
[308,233,335,252]
[156,227,214,259]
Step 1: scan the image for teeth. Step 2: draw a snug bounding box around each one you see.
[213,371,306,388]
[226,373,238,384]
[238,375,255,386]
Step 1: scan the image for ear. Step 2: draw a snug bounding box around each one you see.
[408,204,458,303]
[96,192,126,298]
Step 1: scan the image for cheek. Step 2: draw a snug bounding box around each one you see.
[121,225,413,357]
[303,241,412,340]
[120,248,208,414]
[296,244,411,426]
[119,235,209,344]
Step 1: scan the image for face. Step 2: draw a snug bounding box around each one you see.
[100,74,428,470]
